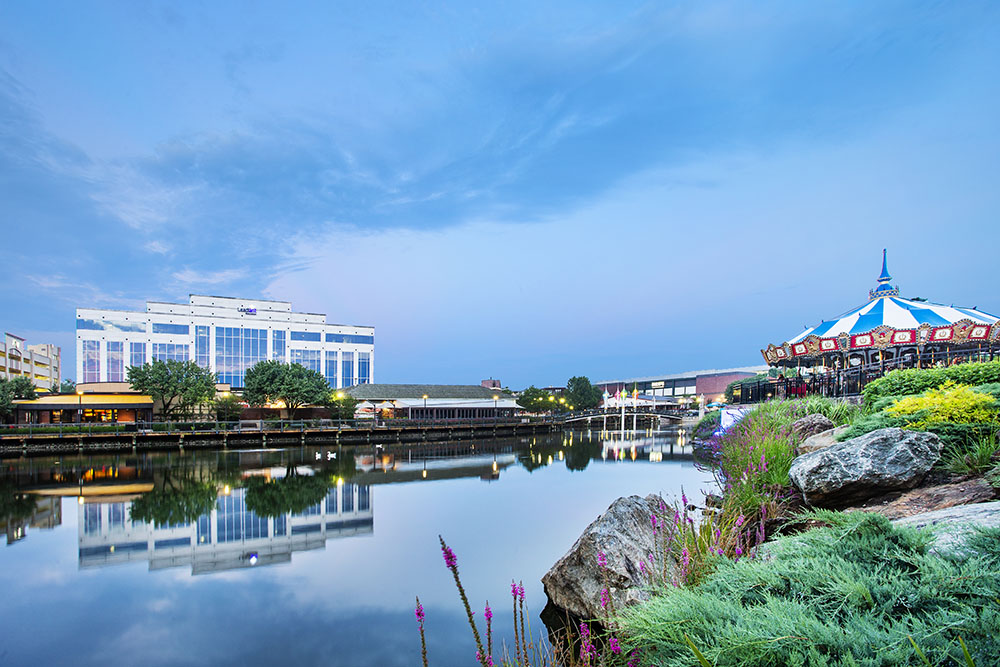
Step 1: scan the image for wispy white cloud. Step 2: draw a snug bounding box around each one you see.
[172,268,249,285]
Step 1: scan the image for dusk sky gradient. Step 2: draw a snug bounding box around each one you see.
[2,1,998,387]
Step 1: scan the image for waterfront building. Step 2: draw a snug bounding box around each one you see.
[77,482,373,573]
[345,384,519,419]
[0,333,61,390]
[13,391,154,424]
[595,366,767,405]
[76,295,374,389]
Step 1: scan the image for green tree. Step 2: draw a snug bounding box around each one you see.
[129,469,218,526]
[565,376,602,411]
[0,377,37,423]
[324,392,359,420]
[243,359,286,407]
[517,386,550,411]
[127,360,217,421]
[59,379,77,394]
[244,360,329,415]
[244,466,329,518]
[214,394,245,422]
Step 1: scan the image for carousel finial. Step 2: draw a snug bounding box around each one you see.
[869,248,899,300]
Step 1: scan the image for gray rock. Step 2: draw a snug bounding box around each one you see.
[893,500,1000,559]
[797,425,850,454]
[542,494,667,620]
[789,428,942,507]
[791,414,835,442]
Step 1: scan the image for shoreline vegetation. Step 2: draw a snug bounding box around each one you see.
[416,361,1000,666]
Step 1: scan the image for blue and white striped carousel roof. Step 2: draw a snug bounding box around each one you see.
[787,296,999,345]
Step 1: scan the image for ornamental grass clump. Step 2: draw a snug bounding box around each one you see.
[616,512,1000,667]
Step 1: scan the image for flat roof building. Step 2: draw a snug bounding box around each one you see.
[1,332,61,390]
[76,295,374,390]
[595,365,768,403]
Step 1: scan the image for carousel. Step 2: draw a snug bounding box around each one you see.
[751,251,999,400]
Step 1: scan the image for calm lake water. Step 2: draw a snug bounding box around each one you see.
[0,428,711,667]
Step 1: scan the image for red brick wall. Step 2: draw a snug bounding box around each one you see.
[695,372,756,399]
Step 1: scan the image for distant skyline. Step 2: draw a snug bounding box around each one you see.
[2,1,998,387]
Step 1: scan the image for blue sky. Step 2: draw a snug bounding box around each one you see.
[1,1,998,387]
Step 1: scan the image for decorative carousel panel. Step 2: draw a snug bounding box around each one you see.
[968,324,991,341]
[791,342,809,356]
[952,319,978,343]
[819,338,839,352]
[774,345,788,360]
[931,326,954,342]
[917,323,932,343]
[891,329,916,345]
[851,333,875,348]
[871,326,896,349]
[991,323,1000,342]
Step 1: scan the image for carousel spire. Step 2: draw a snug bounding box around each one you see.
[869,248,899,299]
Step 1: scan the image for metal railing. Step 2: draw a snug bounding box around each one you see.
[0,415,543,439]
[734,346,997,404]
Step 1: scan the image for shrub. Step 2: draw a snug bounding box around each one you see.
[862,361,1000,403]
[692,410,721,440]
[616,512,1000,667]
[884,382,997,429]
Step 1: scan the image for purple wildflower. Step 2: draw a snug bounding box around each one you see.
[736,514,745,528]
[598,552,607,569]
[682,491,688,506]
[600,588,609,609]
[735,546,743,557]
[441,544,457,569]
[511,581,518,598]
[415,600,425,624]
[484,603,492,622]
[517,584,525,602]
[609,637,622,654]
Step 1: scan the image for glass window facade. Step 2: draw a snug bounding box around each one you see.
[129,342,146,368]
[151,323,190,334]
[242,328,267,376]
[197,514,211,544]
[195,326,210,368]
[290,349,321,374]
[84,504,102,535]
[325,488,338,514]
[342,483,355,512]
[325,333,375,345]
[152,343,189,362]
[216,490,268,543]
[358,486,370,511]
[358,352,370,385]
[110,503,127,531]
[274,514,287,536]
[325,351,338,388]
[216,327,267,387]
[291,331,321,342]
[341,351,354,387]
[77,318,146,333]
[272,330,286,361]
[82,340,100,383]
[107,341,124,382]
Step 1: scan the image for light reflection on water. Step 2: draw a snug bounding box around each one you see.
[0,428,711,667]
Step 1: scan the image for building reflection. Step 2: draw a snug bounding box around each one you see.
[77,483,373,574]
[2,495,62,546]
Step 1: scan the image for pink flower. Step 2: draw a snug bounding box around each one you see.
[415,600,425,624]
[597,552,607,568]
[484,602,492,622]
[441,544,457,569]
[609,637,622,654]
[600,588,609,609]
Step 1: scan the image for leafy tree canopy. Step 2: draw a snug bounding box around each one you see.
[59,379,77,394]
[244,360,329,412]
[127,360,217,421]
[214,394,245,422]
[324,392,359,420]
[129,470,218,526]
[0,377,37,422]
[565,376,602,411]
[244,470,329,517]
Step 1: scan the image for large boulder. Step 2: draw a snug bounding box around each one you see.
[789,428,942,507]
[797,425,850,455]
[791,414,835,442]
[858,479,996,520]
[893,500,1000,559]
[542,494,665,620]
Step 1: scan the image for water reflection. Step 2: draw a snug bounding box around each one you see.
[78,483,373,574]
[0,428,703,667]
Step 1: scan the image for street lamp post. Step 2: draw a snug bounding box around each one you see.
[493,394,499,423]
[77,388,84,424]
[422,394,428,420]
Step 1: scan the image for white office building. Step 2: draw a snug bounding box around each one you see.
[76,295,374,389]
[1,332,61,390]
